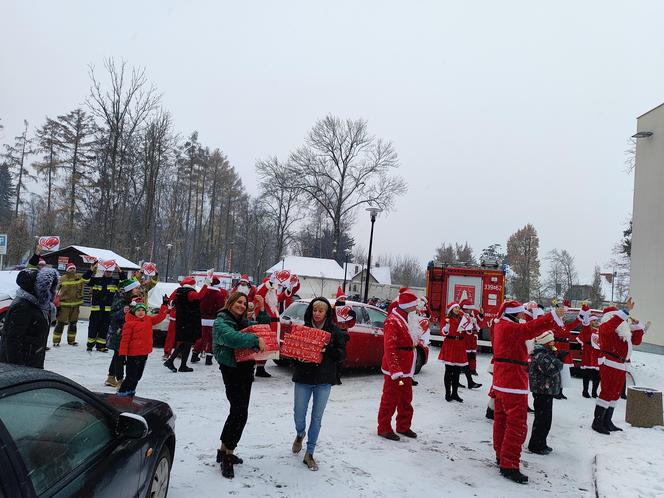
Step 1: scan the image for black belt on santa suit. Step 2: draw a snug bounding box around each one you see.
[600,350,627,363]
[494,357,529,368]
[555,338,569,344]
[398,346,416,351]
[270,317,279,323]
[443,336,464,340]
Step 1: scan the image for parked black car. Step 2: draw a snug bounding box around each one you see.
[0,364,175,497]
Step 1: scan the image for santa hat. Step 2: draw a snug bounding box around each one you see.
[398,289,419,309]
[602,305,619,314]
[211,277,222,289]
[120,278,141,293]
[499,300,526,317]
[336,286,347,301]
[535,331,555,345]
[446,302,461,314]
[240,274,249,283]
[66,263,77,272]
[459,299,475,311]
[181,276,196,288]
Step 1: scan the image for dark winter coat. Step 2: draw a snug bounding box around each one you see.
[107,293,130,351]
[84,269,126,312]
[0,268,59,369]
[292,297,349,386]
[529,344,564,396]
[175,286,203,342]
[213,309,270,367]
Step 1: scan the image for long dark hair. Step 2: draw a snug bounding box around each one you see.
[304,297,334,330]
[222,291,249,321]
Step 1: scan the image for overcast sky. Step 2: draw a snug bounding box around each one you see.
[1,1,662,282]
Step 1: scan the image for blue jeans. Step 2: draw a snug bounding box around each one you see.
[293,383,332,455]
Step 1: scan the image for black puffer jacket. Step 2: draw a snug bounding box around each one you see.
[292,297,349,386]
[0,268,59,368]
[529,344,564,396]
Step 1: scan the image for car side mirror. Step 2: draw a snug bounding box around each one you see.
[117,412,149,439]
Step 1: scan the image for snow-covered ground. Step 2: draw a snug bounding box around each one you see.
[42,322,664,498]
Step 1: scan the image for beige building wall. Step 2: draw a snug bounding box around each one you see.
[631,103,664,349]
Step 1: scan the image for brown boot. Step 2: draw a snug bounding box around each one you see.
[104,375,119,387]
[292,434,304,454]
[303,453,318,471]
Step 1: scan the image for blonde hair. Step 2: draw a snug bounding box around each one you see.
[312,301,329,312]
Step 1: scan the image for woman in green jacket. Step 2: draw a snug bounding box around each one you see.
[213,292,269,479]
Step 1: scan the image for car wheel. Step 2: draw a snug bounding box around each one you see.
[148,447,171,498]
[414,349,425,375]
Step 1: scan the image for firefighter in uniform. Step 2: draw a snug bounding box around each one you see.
[592,298,644,434]
[53,263,88,346]
[84,262,126,352]
[492,300,566,484]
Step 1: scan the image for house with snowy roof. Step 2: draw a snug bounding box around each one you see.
[266,256,345,299]
[344,263,394,300]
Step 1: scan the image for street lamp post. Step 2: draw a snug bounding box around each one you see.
[165,243,173,282]
[343,252,349,293]
[363,207,381,303]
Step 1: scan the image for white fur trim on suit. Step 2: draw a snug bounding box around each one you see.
[602,358,627,371]
[493,385,529,395]
[551,310,564,328]
[201,318,215,327]
[504,305,526,315]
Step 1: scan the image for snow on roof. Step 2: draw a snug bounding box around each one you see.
[70,245,140,270]
[266,256,345,280]
[345,263,392,285]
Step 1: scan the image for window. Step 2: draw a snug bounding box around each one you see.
[352,306,368,324]
[282,302,308,322]
[366,307,387,329]
[0,388,113,495]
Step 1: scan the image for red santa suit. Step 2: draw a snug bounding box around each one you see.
[333,287,357,331]
[377,290,420,436]
[254,271,290,371]
[576,308,600,371]
[194,279,228,359]
[280,274,301,313]
[552,314,580,388]
[437,303,469,367]
[597,308,644,409]
[164,289,178,356]
[492,301,563,471]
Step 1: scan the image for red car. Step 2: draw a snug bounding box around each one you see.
[564,307,603,376]
[279,299,429,373]
[0,293,13,336]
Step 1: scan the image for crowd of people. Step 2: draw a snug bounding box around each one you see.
[0,247,648,485]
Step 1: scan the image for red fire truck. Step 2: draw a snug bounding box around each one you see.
[426,261,506,347]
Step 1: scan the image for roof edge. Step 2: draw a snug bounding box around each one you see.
[637,102,664,120]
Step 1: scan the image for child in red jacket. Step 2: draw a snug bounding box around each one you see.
[118,299,168,396]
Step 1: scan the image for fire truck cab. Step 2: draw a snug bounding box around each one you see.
[425,260,506,347]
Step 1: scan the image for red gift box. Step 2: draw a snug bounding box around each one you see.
[280,324,331,364]
[234,324,280,363]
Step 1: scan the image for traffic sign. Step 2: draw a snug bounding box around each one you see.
[0,234,7,255]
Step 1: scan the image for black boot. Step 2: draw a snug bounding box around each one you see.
[163,359,177,372]
[485,407,494,420]
[591,405,610,435]
[221,453,234,479]
[190,352,201,363]
[205,354,213,366]
[444,368,453,401]
[620,382,627,400]
[591,371,599,398]
[179,364,194,372]
[582,372,590,398]
[217,449,243,464]
[555,389,567,400]
[465,367,482,389]
[255,366,271,378]
[605,407,623,432]
[499,468,528,484]
[411,379,419,386]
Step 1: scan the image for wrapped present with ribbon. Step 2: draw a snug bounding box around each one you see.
[234,324,280,363]
[280,324,331,364]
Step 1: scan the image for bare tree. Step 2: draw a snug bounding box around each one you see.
[33,118,61,229]
[506,224,540,301]
[287,115,406,262]
[590,265,605,308]
[3,120,34,218]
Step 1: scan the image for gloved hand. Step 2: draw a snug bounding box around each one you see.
[162,294,169,305]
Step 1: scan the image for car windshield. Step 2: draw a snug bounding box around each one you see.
[282,302,308,322]
[365,307,387,328]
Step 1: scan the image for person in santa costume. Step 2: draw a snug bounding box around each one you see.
[333,287,357,331]
[232,274,256,302]
[254,270,290,377]
[492,299,566,484]
[192,277,228,365]
[549,299,581,400]
[162,286,179,360]
[279,274,301,313]
[460,299,483,389]
[592,298,644,434]
[576,304,601,398]
[437,302,470,402]
[377,289,420,441]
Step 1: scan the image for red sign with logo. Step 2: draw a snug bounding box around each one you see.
[453,285,475,304]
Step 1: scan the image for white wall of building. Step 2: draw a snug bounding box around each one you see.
[631,104,664,348]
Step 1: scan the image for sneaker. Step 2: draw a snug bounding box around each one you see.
[117,390,136,397]
[163,360,177,372]
[378,432,400,441]
[303,453,318,471]
[500,468,528,484]
[292,434,304,454]
[397,429,417,438]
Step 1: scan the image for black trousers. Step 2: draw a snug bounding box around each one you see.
[444,365,461,397]
[119,355,147,393]
[169,341,192,367]
[88,311,110,350]
[220,362,255,450]
[108,351,126,380]
[528,393,553,450]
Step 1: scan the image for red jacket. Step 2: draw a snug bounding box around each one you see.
[119,305,168,356]
[552,316,580,365]
[438,314,468,365]
[200,287,228,325]
[598,311,644,371]
[492,311,561,394]
[381,308,416,379]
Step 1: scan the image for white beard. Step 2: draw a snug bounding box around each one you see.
[236,284,250,296]
[407,311,422,343]
[265,288,279,316]
[601,311,631,341]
